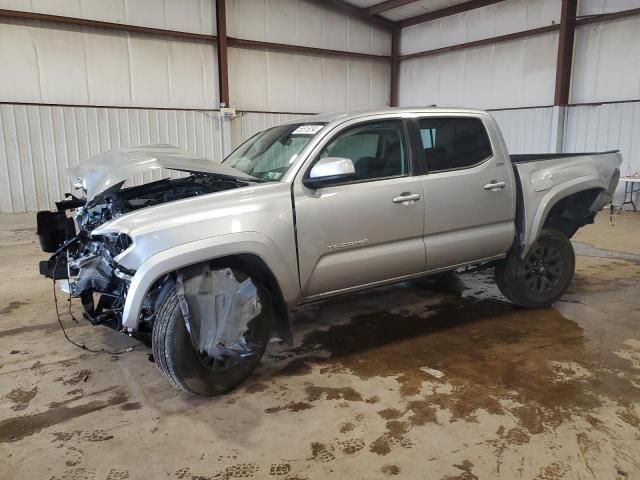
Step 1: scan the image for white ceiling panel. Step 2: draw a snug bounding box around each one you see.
[342,0,473,22]
[343,0,381,7]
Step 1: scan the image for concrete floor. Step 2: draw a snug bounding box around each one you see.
[1,212,639,480]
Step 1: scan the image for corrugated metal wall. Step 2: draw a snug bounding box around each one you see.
[490,107,556,154]
[488,101,640,206]
[226,0,390,55]
[0,104,222,213]
[0,1,395,212]
[398,0,560,110]
[0,106,318,213]
[3,101,637,213]
[399,32,558,110]
[0,18,219,109]
[571,15,640,104]
[228,49,391,113]
[398,0,640,109]
[225,0,392,112]
[487,102,640,175]
[564,101,640,175]
[400,0,559,56]
[2,0,639,212]
[0,0,217,34]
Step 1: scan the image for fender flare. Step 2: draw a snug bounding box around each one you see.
[121,232,299,330]
[521,176,605,258]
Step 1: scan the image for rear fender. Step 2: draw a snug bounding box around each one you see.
[521,177,605,258]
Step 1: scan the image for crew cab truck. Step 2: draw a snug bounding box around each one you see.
[37,108,621,396]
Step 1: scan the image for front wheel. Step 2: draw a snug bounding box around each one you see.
[495,229,575,308]
[151,270,271,396]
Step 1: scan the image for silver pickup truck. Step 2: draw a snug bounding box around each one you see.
[37,108,621,395]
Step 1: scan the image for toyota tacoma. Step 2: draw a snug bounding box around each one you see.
[37,108,621,396]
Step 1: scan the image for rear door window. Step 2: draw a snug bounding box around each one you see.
[417,117,492,173]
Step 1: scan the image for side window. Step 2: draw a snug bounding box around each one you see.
[318,120,407,181]
[418,117,492,173]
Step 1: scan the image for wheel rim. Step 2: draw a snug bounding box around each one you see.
[522,243,563,295]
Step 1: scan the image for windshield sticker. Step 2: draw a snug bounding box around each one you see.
[292,125,323,135]
[263,171,282,180]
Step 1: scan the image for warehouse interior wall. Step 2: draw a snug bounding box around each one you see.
[226,0,392,113]
[0,0,394,213]
[0,0,223,213]
[399,0,560,110]
[1,0,639,213]
[397,0,640,206]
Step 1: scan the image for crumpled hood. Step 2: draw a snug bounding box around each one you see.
[68,145,255,202]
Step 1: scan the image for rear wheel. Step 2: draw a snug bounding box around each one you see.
[151,271,271,396]
[495,229,575,308]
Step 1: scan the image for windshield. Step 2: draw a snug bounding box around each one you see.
[223,123,326,181]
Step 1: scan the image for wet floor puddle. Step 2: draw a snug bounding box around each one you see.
[257,261,640,455]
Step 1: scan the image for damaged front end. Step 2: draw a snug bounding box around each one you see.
[38,213,134,330]
[37,146,258,340]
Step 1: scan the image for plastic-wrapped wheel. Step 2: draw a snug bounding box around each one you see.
[495,229,575,308]
[151,272,271,396]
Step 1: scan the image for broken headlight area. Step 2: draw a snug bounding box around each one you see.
[41,230,135,331]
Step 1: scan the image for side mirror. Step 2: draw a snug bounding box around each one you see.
[303,157,355,189]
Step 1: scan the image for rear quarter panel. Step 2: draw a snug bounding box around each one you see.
[514,152,622,255]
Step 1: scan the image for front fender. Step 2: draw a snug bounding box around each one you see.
[121,232,300,330]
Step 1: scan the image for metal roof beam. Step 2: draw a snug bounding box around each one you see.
[399,0,508,28]
[304,0,397,31]
[0,8,217,41]
[400,24,559,60]
[227,37,390,61]
[368,0,419,16]
[575,6,640,25]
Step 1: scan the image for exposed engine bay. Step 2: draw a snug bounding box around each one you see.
[38,173,251,339]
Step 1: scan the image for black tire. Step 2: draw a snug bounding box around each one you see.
[495,229,575,308]
[151,273,271,396]
[494,266,514,303]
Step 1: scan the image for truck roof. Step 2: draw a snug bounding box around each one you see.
[285,107,490,126]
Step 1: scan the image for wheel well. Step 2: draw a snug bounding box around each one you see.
[543,188,603,239]
[144,254,291,343]
[204,254,292,344]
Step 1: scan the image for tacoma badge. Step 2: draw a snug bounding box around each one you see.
[327,239,369,250]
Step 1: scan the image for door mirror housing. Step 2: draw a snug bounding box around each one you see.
[303,157,355,189]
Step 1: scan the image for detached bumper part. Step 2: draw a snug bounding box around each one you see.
[36,210,76,253]
[39,258,69,280]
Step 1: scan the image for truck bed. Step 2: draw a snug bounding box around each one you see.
[510,150,622,255]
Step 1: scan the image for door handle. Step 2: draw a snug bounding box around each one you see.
[483,181,506,191]
[392,192,422,204]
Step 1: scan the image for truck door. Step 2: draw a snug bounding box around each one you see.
[413,115,516,270]
[293,118,426,299]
